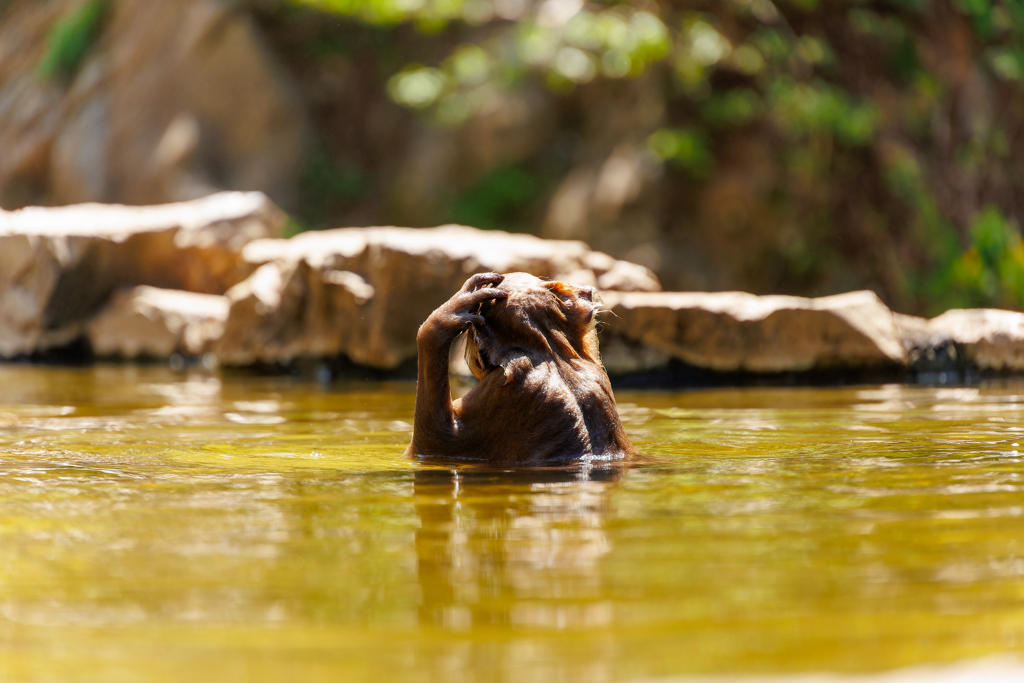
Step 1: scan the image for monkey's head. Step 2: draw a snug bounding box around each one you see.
[464,272,602,381]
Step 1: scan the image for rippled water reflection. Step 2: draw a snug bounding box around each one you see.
[1,365,1023,682]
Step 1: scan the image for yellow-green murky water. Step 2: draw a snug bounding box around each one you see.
[1,365,1023,682]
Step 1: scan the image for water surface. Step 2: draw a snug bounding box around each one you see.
[1,365,1023,682]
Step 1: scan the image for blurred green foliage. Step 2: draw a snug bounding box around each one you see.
[448,165,537,231]
[302,0,675,116]
[701,88,762,127]
[647,128,713,178]
[287,0,1024,313]
[38,0,108,80]
[938,207,1024,309]
[300,146,368,228]
[767,78,878,146]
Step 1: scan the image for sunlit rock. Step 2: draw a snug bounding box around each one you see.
[214,260,375,366]
[600,290,907,374]
[596,334,673,377]
[911,309,1024,372]
[0,191,285,357]
[224,224,660,368]
[893,312,955,376]
[88,286,228,358]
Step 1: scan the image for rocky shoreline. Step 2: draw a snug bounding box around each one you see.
[3,193,1024,386]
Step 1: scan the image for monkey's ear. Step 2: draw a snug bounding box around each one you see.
[544,281,577,310]
[544,281,575,298]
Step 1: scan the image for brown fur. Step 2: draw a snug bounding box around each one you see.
[405,272,638,465]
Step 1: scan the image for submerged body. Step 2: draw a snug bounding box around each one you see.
[406,272,637,465]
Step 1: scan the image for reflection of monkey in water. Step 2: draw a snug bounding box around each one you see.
[405,272,637,465]
[413,467,621,632]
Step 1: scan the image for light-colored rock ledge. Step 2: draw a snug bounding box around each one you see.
[88,286,228,359]
[0,192,284,357]
[896,309,1024,372]
[3,194,1024,382]
[217,225,661,368]
[600,290,907,374]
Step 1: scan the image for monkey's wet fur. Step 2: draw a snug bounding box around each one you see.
[406,272,638,466]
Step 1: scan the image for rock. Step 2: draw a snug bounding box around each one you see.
[0,0,306,209]
[893,312,959,377]
[218,224,660,368]
[0,191,285,357]
[911,308,1024,372]
[893,312,931,351]
[214,260,374,366]
[580,250,661,292]
[595,334,673,377]
[600,290,907,374]
[88,286,228,358]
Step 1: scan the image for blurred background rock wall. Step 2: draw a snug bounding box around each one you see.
[3,0,1024,317]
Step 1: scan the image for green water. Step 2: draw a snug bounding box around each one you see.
[1,365,1023,682]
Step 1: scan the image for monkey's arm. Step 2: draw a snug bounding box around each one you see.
[407,273,506,457]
